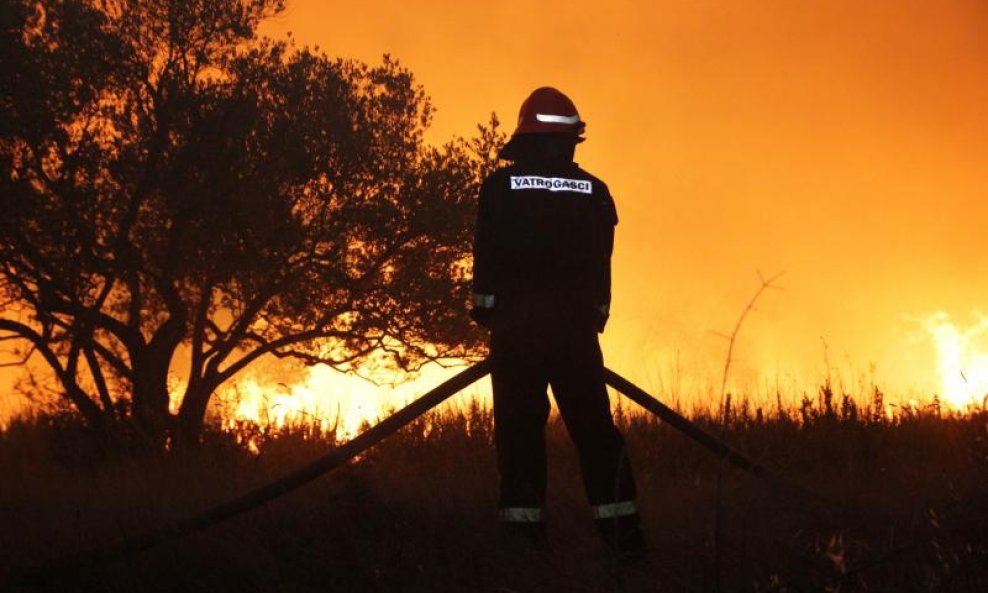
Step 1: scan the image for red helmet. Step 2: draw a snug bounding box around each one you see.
[511,87,586,138]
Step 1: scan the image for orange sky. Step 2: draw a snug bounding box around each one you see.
[2,0,986,420]
[259,0,988,399]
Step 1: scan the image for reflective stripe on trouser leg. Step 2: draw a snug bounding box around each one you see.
[592,500,638,520]
[548,327,639,514]
[490,313,551,521]
[499,507,544,523]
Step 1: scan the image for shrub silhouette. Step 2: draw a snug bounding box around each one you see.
[0,0,501,448]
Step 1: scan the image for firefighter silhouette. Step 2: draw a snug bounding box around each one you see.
[471,87,645,556]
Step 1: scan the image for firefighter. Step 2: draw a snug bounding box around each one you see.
[470,87,645,557]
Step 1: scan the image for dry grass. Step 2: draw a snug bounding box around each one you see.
[2,389,988,593]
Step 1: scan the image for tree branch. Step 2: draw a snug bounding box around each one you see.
[214,327,353,386]
[188,277,215,385]
[0,344,37,368]
[0,319,104,422]
[718,270,785,412]
[205,284,282,372]
[36,309,134,380]
[84,345,116,414]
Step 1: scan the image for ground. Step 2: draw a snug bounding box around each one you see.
[2,396,988,593]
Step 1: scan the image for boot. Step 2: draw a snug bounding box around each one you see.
[500,520,548,551]
[596,514,647,561]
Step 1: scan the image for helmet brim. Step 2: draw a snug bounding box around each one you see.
[498,133,586,162]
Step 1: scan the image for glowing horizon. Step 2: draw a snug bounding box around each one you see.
[2,0,987,427]
[256,0,988,400]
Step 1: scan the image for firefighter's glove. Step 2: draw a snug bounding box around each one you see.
[595,303,610,334]
[470,293,496,329]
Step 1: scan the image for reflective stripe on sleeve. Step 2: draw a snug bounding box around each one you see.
[536,113,581,124]
[499,507,544,523]
[472,293,496,308]
[592,500,638,519]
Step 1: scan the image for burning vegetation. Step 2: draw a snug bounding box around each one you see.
[3,383,988,592]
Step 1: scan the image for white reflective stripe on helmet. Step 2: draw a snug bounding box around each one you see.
[472,293,496,308]
[592,500,638,519]
[535,113,581,124]
[499,507,544,523]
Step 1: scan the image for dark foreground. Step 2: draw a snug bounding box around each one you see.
[2,396,988,593]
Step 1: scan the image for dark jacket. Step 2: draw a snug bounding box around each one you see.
[472,158,618,312]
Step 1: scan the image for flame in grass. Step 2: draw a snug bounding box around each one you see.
[226,368,380,438]
[161,309,988,453]
[214,363,482,452]
[925,311,988,411]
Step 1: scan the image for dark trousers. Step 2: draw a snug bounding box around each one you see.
[490,296,637,523]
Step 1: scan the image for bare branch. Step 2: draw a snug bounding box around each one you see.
[205,284,283,371]
[0,344,37,368]
[213,327,355,386]
[718,270,785,412]
[0,319,104,422]
[188,277,215,385]
[84,346,116,414]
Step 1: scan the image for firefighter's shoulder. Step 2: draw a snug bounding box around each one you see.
[570,164,611,196]
[480,165,517,195]
[569,165,618,222]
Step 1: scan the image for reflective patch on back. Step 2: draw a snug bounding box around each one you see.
[510,175,592,195]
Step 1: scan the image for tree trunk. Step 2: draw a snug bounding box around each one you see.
[65,384,109,435]
[129,308,188,451]
[131,364,174,450]
[176,380,214,448]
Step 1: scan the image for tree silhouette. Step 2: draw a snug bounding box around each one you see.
[0,0,499,447]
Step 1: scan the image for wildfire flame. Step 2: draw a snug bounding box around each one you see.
[925,311,988,410]
[215,363,485,448]
[157,309,988,452]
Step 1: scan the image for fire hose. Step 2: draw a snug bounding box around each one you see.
[6,360,824,586]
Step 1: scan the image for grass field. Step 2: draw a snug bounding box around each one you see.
[2,388,988,593]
